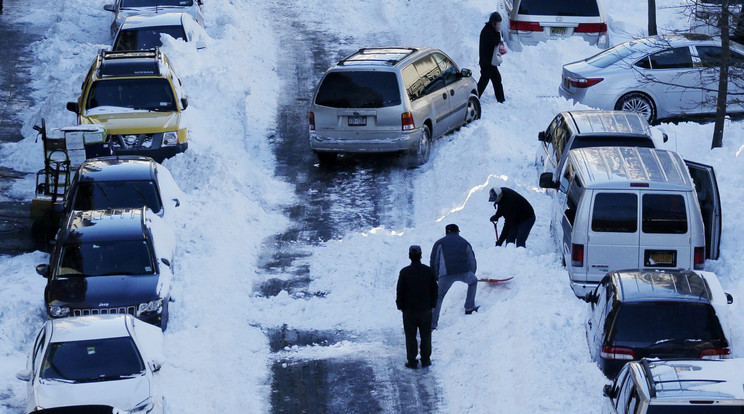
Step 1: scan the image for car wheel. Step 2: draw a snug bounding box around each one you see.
[615,92,656,124]
[315,151,337,165]
[464,96,481,125]
[409,125,431,167]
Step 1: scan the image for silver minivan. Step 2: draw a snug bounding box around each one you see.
[539,146,721,298]
[309,47,480,165]
[497,0,609,51]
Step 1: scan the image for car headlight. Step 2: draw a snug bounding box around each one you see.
[136,299,163,316]
[128,397,154,413]
[49,306,70,317]
[162,131,179,146]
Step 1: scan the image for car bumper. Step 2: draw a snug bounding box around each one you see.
[309,129,422,153]
[599,357,628,379]
[570,279,600,300]
[114,143,188,163]
[558,84,617,111]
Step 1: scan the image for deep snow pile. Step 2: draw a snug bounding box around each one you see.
[1,0,744,413]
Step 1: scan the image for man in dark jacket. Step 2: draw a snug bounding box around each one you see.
[397,245,438,369]
[490,187,535,248]
[477,12,505,102]
[429,224,478,330]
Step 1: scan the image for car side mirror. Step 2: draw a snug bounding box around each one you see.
[16,369,32,382]
[173,198,180,208]
[539,172,558,189]
[538,131,546,142]
[726,293,734,304]
[66,102,79,114]
[603,384,615,398]
[181,98,189,110]
[36,264,49,278]
[460,68,472,78]
[151,361,162,372]
[585,291,598,304]
[103,4,114,12]
[161,258,171,267]
[662,132,669,143]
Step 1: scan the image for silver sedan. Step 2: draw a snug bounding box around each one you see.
[559,34,744,123]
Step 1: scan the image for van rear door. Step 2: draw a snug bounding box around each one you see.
[686,161,721,260]
[639,192,692,271]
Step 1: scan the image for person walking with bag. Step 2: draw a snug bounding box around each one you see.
[477,12,506,103]
[396,245,438,369]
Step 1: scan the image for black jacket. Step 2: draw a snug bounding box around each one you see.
[491,187,535,244]
[396,261,438,311]
[479,23,501,68]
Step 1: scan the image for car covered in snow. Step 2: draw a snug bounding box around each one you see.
[602,358,744,413]
[103,0,205,39]
[496,0,609,51]
[113,12,207,51]
[586,269,733,378]
[309,47,480,166]
[37,207,175,330]
[66,49,189,162]
[16,314,164,414]
[559,34,744,124]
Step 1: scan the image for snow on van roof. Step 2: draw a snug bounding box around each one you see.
[568,110,651,137]
[570,147,693,190]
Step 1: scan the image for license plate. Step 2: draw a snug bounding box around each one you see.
[348,116,367,126]
[551,27,568,36]
[645,250,676,267]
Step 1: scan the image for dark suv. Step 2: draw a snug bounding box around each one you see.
[36,208,175,330]
[586,269,733,378]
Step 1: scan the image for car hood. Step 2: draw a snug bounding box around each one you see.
[35,375,150,411]
[81,112,181,134]
[47,274,161,307]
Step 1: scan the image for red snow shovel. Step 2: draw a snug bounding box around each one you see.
[478,276,514,283]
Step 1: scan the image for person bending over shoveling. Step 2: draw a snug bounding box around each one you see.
[489,186,535,248]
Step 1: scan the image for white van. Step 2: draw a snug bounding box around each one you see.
[539,146,721,298]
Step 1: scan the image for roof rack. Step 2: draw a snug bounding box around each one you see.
[643,359,726,398]
[97,48,161,78]
[338,47,418,66]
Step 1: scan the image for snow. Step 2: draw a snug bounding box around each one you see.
[1,0,744,412]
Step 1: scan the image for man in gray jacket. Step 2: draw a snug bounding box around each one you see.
[430,224,479,330]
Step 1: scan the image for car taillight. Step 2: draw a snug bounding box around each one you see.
[510,20,542,31]
[309,112,315,131]
[571,243,584,267]
[401,112,415,131]
[694,246,705,269]
[575,23,607,33]
[568,77,604,88]
[700,347,731,359]
[600,346,635,360]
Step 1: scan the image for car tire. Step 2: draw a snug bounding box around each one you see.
[615,92,656,124]
[315,151,337,165]
[464,96,481,125]
[409,125,431,167]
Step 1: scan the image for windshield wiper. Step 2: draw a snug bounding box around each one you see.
[78,373,141,383]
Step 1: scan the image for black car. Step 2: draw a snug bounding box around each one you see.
[585,269,733,378]
[36,208,175,330]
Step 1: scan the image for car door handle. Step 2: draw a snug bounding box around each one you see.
[450,90,455,96]
[442,93,448,100]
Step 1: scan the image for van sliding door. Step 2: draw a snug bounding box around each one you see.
[686,160,721,260]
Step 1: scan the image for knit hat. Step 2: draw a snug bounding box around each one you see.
[489,12,502,24]
[445,224,460,234]
[489,187,503,203]
[409,245,422,255]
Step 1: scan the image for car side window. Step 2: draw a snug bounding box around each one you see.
[32,328,46,372]
[627,388,640,414]
[613,370,629,410]
[552,119,569,162]
[696,46,744,67]
[432,53,459,86]
[413,55,445,95]
[402,64,425,101]
[648,47,694,69]
[617,371,636,413]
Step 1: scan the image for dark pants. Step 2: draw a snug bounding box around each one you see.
[504,215,536,247]
[477,65,505,102]
[402,310,432,364]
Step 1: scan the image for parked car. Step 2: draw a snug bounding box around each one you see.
[309,47,481,166]
[602,358,744,413]
[113,12,207,51]
[103,0,205,39]
[535,110,666,177]
[496,0,609,51]
[690,0,744,37]
[16,314,164,414]
[586,269,733,378]
[66,49,189,162]
[559,34,744,123]
[36,207,175,330]
[539,147,721,298]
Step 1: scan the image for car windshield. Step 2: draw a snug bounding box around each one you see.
[647,406,744,413]
[613,302,725,344]
[585,43,638,68]
[40,337,145,383]
[86,78,176,112]
[571,137,655,151]
[114,26,187,51]
[315,71,401,108]
[517,0,600,16]
[71,181,162,213]
[121,0,193,7]
[57,240,154,277]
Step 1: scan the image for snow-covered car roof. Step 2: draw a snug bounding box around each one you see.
[643,359,744,401]
[566,110,651,137]
[49,314,134,343]
[613,270,713,303]
[77,156,158,182]
[335,46,436,68]
[120,12,190,30]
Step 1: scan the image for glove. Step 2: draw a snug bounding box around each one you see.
[489,214,498,222]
